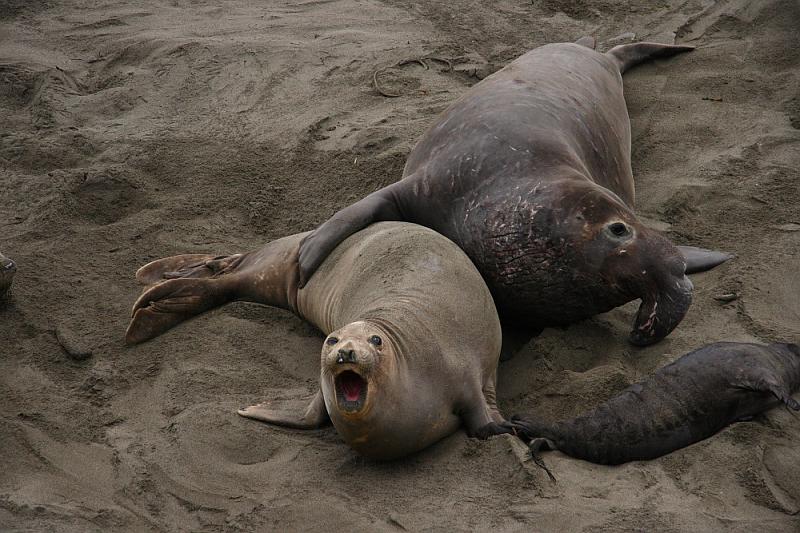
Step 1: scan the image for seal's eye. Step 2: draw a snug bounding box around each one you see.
[368,335,382,346]
[607,222,631,238]
[326,337,339,346]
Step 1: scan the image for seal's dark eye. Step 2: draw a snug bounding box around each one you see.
[608,222,630,238]
[326,337,339,346]
[368,335,382,346]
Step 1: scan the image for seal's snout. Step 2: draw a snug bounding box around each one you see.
[629,273,693,347]
[1,259,15,271]
[337,348,357,364]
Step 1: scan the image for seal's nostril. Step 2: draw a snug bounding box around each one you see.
[337,348,356,363]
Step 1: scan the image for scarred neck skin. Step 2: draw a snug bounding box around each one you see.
[394,171,692,345]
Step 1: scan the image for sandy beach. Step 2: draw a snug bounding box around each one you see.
[1,0,799,531]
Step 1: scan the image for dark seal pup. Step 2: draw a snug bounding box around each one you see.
[297,38,730,347]
[0,252,15,298]
[125,222,503,460]
[481,342,800,469]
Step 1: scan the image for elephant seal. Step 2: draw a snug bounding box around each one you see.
[298,38,731,347]
[480,342,800,471]
[0,252,15,298]
[125,222,503,460]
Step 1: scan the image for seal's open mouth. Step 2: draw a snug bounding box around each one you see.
[334,370,368,412]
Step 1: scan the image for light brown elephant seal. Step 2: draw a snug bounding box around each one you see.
[0,252,15,298]
[125,222,503,460]
[297,38,731,348]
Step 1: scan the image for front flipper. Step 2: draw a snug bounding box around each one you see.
[136,253,245,285]
[677,245,733,274]
[298,182,406,286]
[476,418,558,481]
[125,278,228,344]
[527,438,558,482]
[238,390,331,429]
[460,376,508,438]
[472,421,515,440]
[733,373,800,411]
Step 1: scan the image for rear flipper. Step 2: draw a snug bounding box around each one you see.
[238,390,331,429]
[607,42,694,74]
[136,253,245,285]
[127,234,306,344]
[126,253,250,344]
[125,277,231,344]
[677,245,733,274]
[297,182,406,286]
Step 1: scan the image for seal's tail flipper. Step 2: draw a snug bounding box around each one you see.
[607,42,694,74]
[125,277,230,344]
[575,36,596,49]
[677,245,733,275]
[135,253,245,285]
[238,390,331,429]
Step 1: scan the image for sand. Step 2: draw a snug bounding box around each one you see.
[1,0,799,531]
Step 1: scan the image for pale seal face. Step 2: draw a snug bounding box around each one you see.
[320,321,391,418]
[0,253,15,298]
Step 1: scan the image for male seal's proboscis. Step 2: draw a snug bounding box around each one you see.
[125,222,504,460]
[297,38,731,348]
[481,342,800,476]
[0,252,16,298]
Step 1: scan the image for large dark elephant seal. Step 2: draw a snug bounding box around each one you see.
[298,39,730,347]
[0,252,15,298]
[482,342,800,471]
[125,222,503,460]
